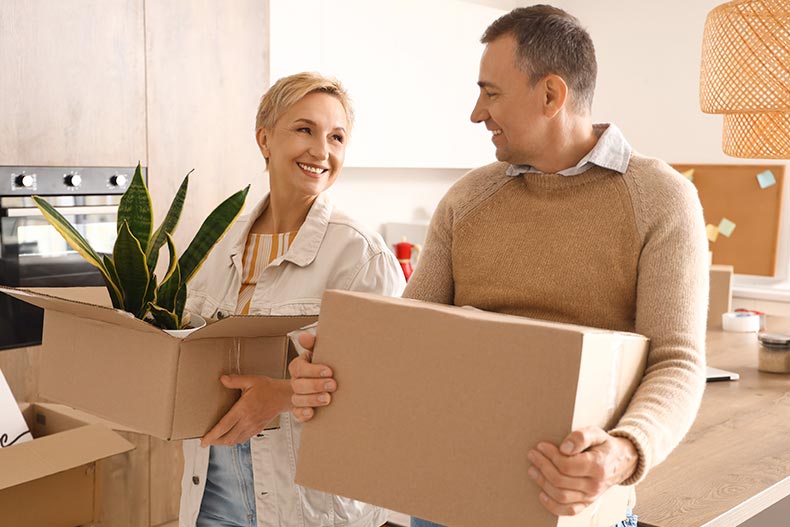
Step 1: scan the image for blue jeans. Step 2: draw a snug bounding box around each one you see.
[197,440,257,527]
[410,509,638,527]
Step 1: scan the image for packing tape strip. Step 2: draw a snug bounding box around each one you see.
[722,311,761,332]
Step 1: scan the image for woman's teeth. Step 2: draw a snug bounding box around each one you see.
[298,163,325,174]
[492,129,503,136]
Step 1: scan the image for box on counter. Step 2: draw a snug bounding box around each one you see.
[0,402,133,527]
[0,286,316,441]
[296,291,649,527]
[708,264,734,329]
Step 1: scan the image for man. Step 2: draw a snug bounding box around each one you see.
[290,5,708,527]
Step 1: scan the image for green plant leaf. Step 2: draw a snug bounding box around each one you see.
[31,195,114,283]
[156,235,180,312]
[149,304,179,330]
[147,171,191,274]
[179,185,249,284]
[141,273,157,319]
[101,255,124,309]
[113,220,150,317]
[117,163,153,253]
[174,279,187,328]
[161,233,179,284]
[32,196,123,296]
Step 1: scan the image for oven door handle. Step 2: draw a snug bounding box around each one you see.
[3,205,118,217]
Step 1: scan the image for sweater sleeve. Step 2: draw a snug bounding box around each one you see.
[403,193,455,304]
[610,165,709,485]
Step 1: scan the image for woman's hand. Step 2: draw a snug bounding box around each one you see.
[201,375,292,447]
[288,332,337,422]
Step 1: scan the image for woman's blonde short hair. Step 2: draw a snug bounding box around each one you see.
[255,72,354,134]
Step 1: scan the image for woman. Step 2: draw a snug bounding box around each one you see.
[179,72,405,527]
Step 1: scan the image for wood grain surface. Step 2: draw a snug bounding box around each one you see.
[637,317,790,526]
[0,0,146,166]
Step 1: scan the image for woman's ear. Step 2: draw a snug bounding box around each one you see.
[256,127,271,159]
[543,74,568,118]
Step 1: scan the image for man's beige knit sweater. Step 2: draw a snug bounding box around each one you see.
[403,153,709,485]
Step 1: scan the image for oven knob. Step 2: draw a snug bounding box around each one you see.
[64,174,82,188]
[14,174,34,188]
[110,174,128,187]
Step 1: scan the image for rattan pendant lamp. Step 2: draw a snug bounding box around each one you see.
[700,0,790,158]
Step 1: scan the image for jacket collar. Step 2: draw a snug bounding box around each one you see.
[228,192,332,268]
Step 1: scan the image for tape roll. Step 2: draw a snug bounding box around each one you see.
[722,311,761,332]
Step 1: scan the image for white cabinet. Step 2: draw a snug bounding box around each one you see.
[269,0,505,169]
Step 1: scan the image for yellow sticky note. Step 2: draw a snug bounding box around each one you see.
[718,218,736,237]
[682,169,695,181]
[706,224,719,242]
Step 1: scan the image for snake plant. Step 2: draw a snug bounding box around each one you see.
[32,163,249,330]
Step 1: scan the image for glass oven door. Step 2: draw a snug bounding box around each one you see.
[0,206,117,350]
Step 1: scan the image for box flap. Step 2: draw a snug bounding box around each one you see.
[0,286,160,336]
[26,402,143,434]
[27,286,112,307]
[323,290,644,337]
[184,315,317,340]
[0,423,134,491]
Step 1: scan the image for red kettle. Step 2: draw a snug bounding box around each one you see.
[393,237,421,281]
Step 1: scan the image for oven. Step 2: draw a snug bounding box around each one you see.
[0,166,145,350]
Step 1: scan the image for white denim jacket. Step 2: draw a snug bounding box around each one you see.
[179,192,405,527]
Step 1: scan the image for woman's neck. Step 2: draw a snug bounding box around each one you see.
[251,190,315,234]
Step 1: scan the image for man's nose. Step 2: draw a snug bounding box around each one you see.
[470,95,488,123]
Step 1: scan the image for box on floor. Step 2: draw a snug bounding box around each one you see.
[296,290,649,527]
[0,402,133,527]
[0,286,316,441]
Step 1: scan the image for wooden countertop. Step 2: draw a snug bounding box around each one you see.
[637,319,790,527]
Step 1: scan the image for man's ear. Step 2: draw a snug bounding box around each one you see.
[543,74,568,118]
[256,127,271,158]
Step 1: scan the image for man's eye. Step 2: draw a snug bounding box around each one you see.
[485,92,497,98]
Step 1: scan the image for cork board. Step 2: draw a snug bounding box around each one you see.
[672,164,785,277]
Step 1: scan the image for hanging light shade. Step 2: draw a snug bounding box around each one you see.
[722,112,790,158]
[700,0,790,158]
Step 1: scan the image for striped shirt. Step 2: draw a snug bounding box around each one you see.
[236,231,298,315]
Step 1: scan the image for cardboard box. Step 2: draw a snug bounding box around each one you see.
[708,264,734,329]
[296,291,649,527]
[0,402,133,527]
[0,286,316,440]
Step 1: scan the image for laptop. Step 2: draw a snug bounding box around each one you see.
[706,366,740,382]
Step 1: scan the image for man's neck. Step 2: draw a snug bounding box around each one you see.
[527,115,598,174]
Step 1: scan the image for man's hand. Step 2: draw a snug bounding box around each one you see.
[526,426,638,516]
[200,375,291,447]
[288,332,336,423]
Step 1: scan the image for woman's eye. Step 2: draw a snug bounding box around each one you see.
[332,134,345,143]
[296,127,311,134]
